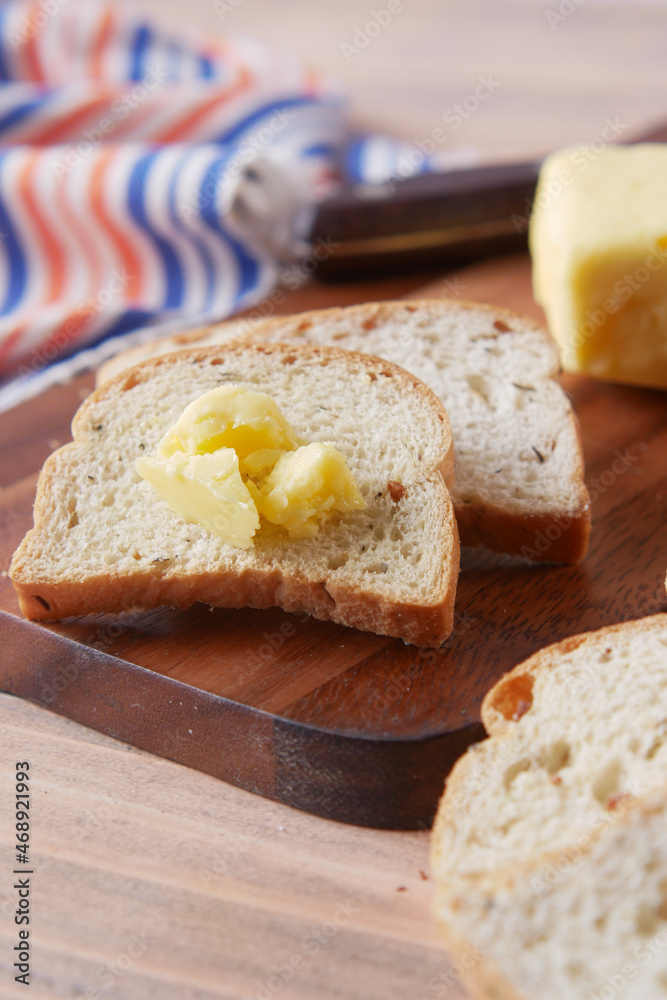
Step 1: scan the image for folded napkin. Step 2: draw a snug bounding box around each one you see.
[0,0,469,408]
[0,0,346,382]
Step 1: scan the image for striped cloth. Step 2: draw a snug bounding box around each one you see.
[0,0,344,383]
[0,0,474,402]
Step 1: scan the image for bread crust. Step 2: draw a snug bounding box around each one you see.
[11,342,459,647]
[480,614,667,736]
[96,299,591,563]
[454,500,590,564]
[431,615,667,874]
[430,615,667,998]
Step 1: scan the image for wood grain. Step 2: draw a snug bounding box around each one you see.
[158,0,667,165]
[0,2,665,994]
[1,256,665,829]
[0,693,464,1000]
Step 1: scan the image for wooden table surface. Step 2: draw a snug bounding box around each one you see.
[2,2,667,998]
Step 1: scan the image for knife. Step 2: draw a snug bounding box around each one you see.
[304,120,667,280]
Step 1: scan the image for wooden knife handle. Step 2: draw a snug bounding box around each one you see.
[310,120,667,281]
[309,159,542,279]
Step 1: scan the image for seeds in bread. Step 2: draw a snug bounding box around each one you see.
[94,317,260,384]
[96,299,591,564]
[10,342,459,647]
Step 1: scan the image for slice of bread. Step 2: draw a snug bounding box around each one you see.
[96,317,256,384]
[431,614,667,999]
[10,342,460,647]
[431,614,667,885]
[435,786,667,1000]
[96,300,591,564]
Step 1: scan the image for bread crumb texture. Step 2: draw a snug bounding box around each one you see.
[10,343,459,646]
[431,613,667,1000]
[97,299,591,562]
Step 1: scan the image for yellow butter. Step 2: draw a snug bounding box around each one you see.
[256,442,367,538]
[530,143,667,389]
[136,386,365,548]
[136,448,259,549]
[242,448,284,480]
[158,385,301,462]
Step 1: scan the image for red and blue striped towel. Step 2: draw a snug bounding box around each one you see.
[0,0,345,384]
[0,0,472,405]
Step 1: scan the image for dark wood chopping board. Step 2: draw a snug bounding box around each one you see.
[1,256,666,829]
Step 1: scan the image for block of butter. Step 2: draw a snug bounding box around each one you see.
[530,143,667,389]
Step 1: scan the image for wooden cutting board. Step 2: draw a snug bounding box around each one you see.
[1,256,666,829]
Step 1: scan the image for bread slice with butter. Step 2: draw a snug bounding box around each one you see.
[10,342,459,647]
[430,613,667,999]
[96,299,591,564]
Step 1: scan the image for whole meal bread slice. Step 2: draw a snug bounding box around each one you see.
[431,614,667,886]
[434,785,667,1000]
[96,299,591,564]
[10,342,459,647]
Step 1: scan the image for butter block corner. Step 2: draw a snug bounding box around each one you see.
[529,143,667,390]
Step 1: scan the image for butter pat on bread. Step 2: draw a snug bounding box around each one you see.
[10,342,459,647]
[97,300,592,564]
[135,385,366,546]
